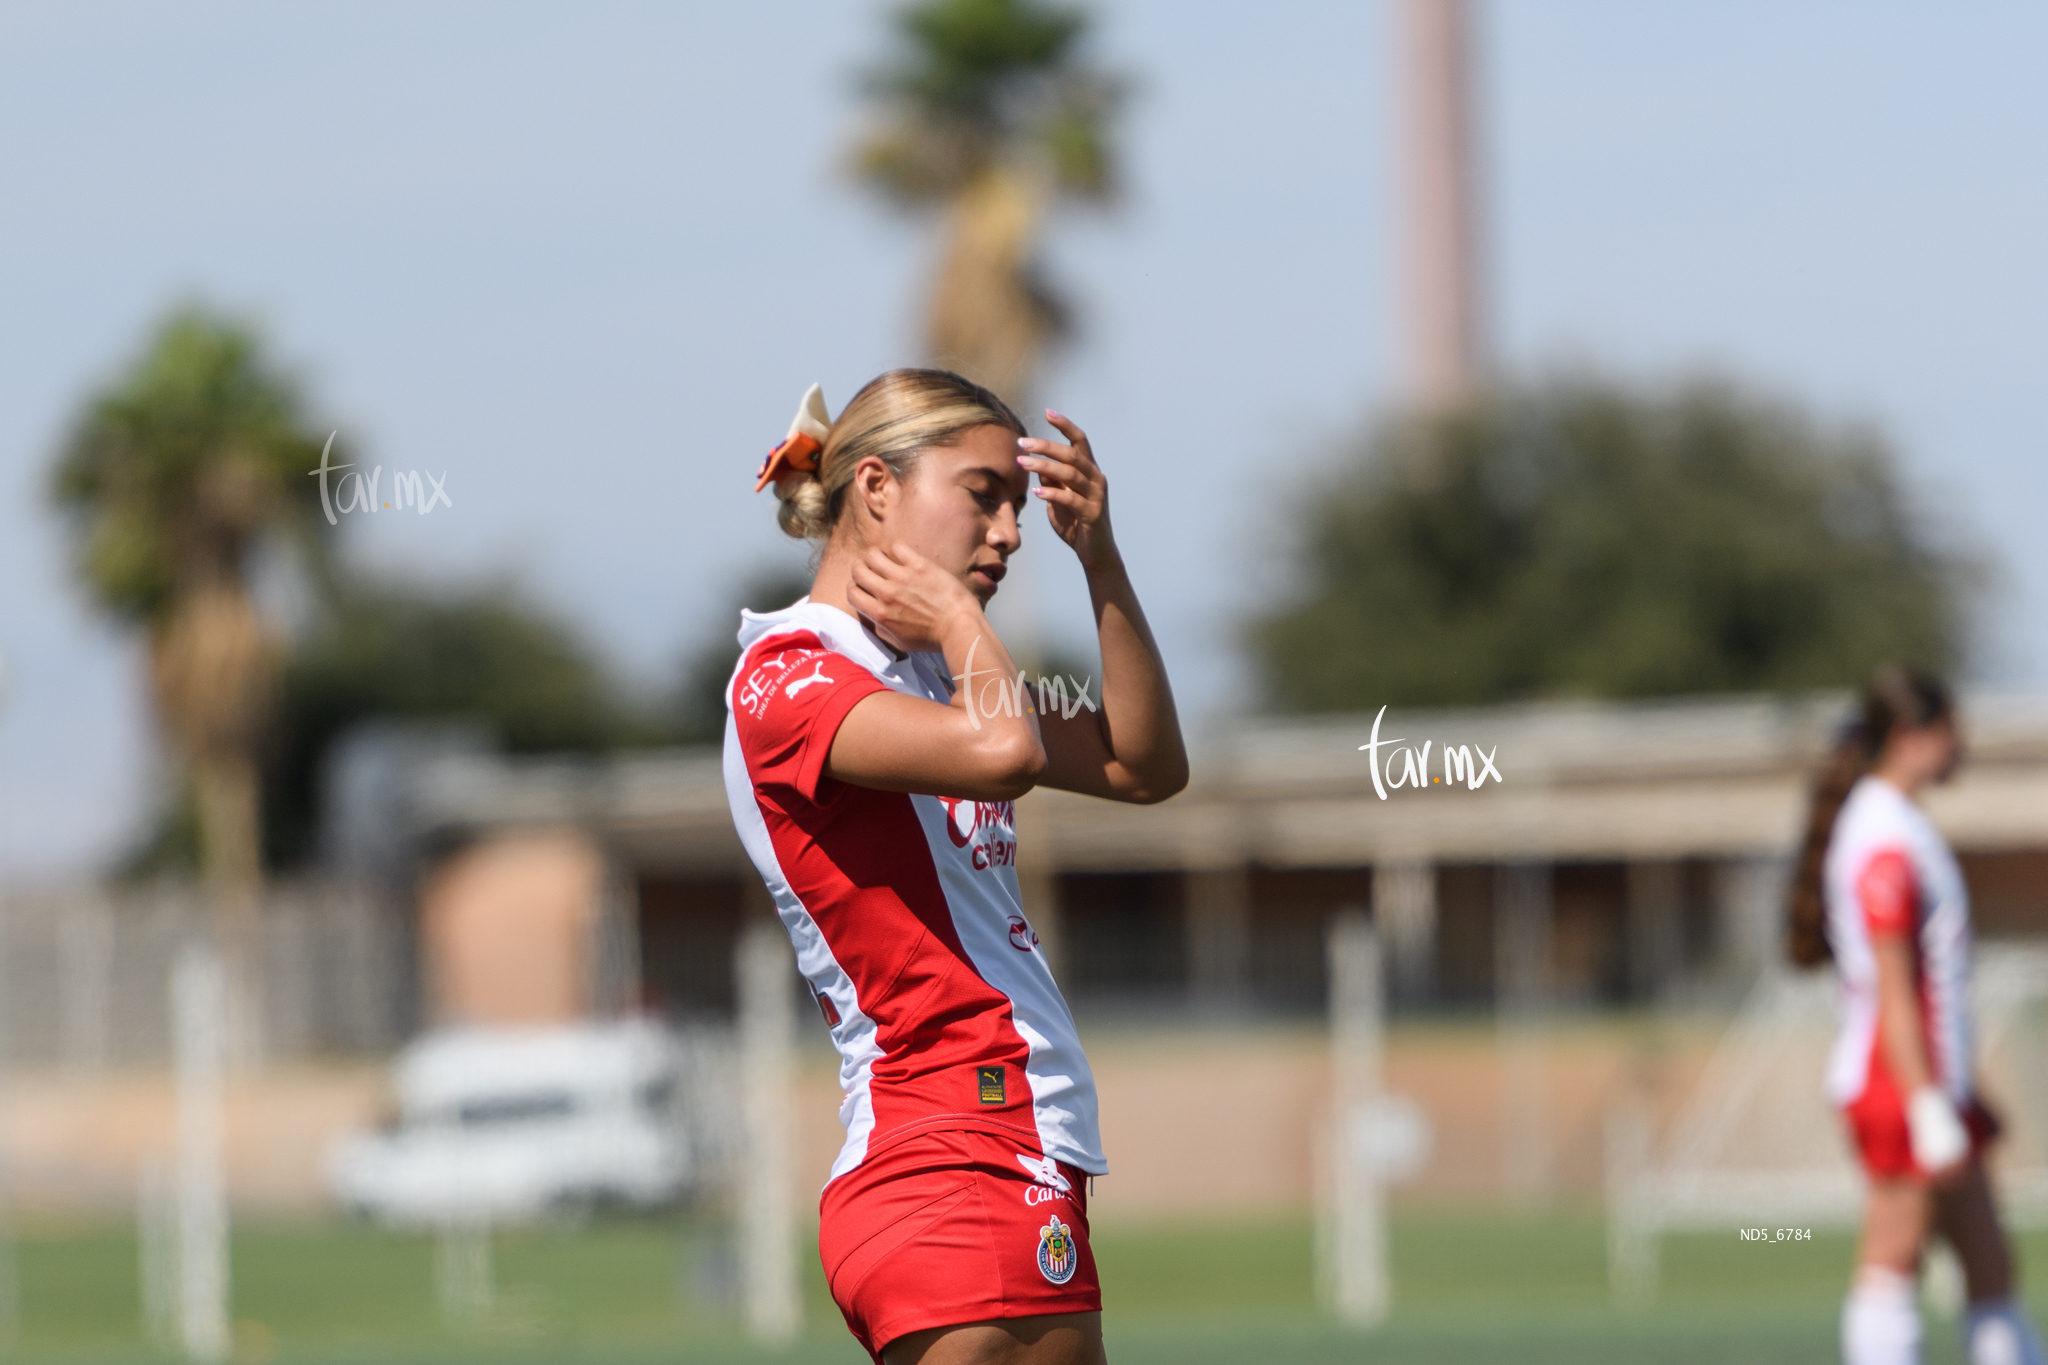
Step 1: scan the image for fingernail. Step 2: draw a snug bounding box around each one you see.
[1046,409,1065,421]
[1016,437,1031,447]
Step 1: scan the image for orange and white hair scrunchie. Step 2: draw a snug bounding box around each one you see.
[752,383,833,493]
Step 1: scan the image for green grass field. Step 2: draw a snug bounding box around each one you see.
[6,1208,2037,1363]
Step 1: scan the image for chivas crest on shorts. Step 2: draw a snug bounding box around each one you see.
[1036,1213,1078,1285]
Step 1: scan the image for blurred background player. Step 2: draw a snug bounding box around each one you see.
[1790,668,2048,1365]
[724,368,1187,1364]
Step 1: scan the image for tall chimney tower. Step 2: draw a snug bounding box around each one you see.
[1399,0,1483,409]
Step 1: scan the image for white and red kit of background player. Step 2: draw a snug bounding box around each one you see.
[722,598,1105,1360]
[1823,774,1997,1178]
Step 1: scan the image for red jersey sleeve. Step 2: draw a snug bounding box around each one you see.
[730,631,890,805]
[1856,847,1918,939]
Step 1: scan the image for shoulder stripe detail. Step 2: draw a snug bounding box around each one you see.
[1857,846,1917,938]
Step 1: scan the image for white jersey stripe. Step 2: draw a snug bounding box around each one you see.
[908,790,1103,1169]
[1823,775,1975,1106]
[721,705,884,1178]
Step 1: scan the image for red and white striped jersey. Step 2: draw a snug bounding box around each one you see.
[1822,774,1974,1107]
[721,598,1105,1182]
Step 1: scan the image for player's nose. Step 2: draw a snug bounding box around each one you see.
[990,502,1021,552]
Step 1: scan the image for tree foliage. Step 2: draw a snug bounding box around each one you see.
[50,306,335,903]
[856,0,1119,205]
[262,579,655,869]
[50,307,331,622]
[1249,375,1982,711]
[58,310,804,879]
[854,0,1125,404]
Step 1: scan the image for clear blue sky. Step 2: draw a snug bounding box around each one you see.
[3,2,2044,876]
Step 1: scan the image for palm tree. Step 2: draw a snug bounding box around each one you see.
[51,307,332,934]
[855,0,1123,406]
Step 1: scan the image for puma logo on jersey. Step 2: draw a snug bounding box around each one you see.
[784,661,833,698]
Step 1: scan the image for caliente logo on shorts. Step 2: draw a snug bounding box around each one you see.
[1036,1214,1079,1285]
[1016,1152,1072,1206]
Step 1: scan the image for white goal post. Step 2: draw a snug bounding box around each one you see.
[1607,944,2048,1302]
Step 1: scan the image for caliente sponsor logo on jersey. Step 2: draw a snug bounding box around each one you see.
[936,796,1018,870]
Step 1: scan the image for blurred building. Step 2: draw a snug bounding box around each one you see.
[403,691,2048,1027]
[8,691,2045,1215]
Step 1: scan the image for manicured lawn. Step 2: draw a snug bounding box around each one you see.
[4,1208,2030,1363]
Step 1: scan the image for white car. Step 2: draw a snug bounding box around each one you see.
[327,1019,692,1225]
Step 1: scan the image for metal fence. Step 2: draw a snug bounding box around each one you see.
[0,881,410,1069]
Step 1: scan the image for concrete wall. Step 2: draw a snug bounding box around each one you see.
[787,1022,1729,1217]
[419,829,605,1025]
[0,1026,1716,1217]
[13,1011,2039,1220]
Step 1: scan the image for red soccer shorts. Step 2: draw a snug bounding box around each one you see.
[1843,1068,1999,1181]
[818,1126,1101,1362]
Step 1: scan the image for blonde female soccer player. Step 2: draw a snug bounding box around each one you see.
[723,368,1186,1365]
[1789,668,2045,1365]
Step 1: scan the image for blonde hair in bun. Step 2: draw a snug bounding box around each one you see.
[772,470,831,540]
[770,368,1024,542]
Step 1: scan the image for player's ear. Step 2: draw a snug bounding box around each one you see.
[850,455,895,520]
